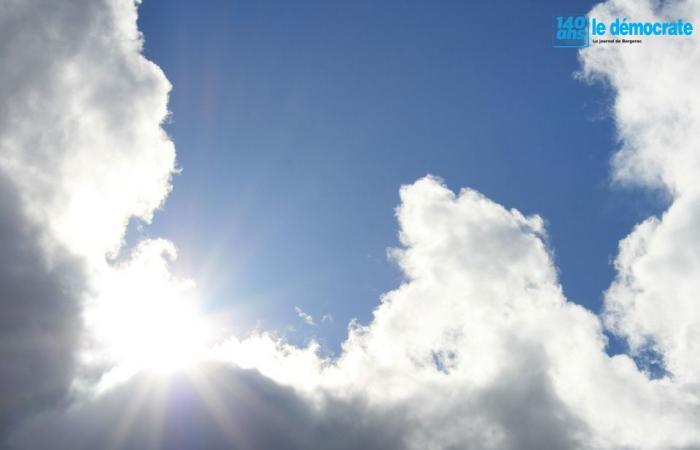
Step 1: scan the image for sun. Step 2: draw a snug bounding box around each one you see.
[83,240,213,387]
[86,289,212,385]
[99,294,210,374]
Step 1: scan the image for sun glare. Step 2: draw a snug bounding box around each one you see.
[105,296,210,373]
[84,241,213,387]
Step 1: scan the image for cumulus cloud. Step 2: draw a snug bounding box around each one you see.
[9,175,696,450]
[0,0,177,435]
[8,363,411,450]
[3,0,700,449]
[5,171,600,448]
[0,174,83,435]
[0,0,175,261]
[580,0,700,390]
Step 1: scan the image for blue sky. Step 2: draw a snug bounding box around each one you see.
[136,0,664,352]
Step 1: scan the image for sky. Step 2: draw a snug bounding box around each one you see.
[135,0,665,351]
[2,0,700,449]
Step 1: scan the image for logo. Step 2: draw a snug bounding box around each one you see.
[553,15,589,48]
[553,15,694,48]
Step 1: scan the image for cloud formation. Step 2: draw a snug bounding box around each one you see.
[9,175,696,450]
[2,0,700,449]
[295,306,316,326]
[581,0,700,389]
[8,363,412,450]
[0,0,178,432]
[223,176,698,450]
[0,174,83,435]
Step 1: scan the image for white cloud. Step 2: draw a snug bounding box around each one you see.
[0,0,175,262]
[295,306,316,326]
[0,0,190,424]
[12,174,700,450]
[580,0,700,386]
